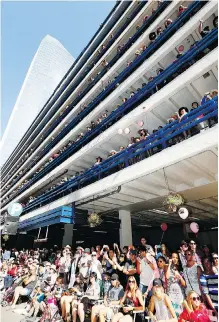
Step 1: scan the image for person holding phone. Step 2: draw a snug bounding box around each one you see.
[137,246,159,294]
[165,253,186,317]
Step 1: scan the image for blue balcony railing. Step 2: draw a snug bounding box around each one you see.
[1,2,141,174]
[2,0,206,189]
[23,98,218,213]
[1,0,125,173]
[2,25,217,207]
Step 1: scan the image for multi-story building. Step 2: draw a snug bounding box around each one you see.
[1,35,74,166]
[1,0,218,249]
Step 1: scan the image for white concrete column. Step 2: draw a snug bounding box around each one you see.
[62,224,74,247]
[119,210,133,248]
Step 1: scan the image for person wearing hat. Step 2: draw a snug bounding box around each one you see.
[116,249,139,285]
[90,252,103,281]
[91,273,124,322]
[78,248,92,279]
[148,278,177,321]
[44,264,57,288]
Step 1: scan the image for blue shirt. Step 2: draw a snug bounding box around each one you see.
[200,273,218,310]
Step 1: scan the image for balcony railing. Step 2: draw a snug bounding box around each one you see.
[2,25,217,207]
[23,97,218,213]
[2,0,205,190]
[1,0,125,173]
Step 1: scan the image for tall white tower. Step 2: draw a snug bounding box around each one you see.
[1,35,74,166]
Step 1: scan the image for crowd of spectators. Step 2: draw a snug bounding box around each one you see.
[0,239,218,322]
[1,10,218,210]
[2,88,217,208]
[1,2,187,194]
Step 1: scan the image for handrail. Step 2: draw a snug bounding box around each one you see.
[1,0,148,181]
[22,99,218,213]
[1,0,125,172]
[2,27,217,207]
[1,1,139,174]
[1,0,204,189]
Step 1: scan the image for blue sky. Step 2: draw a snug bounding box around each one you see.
[1,1,116,135]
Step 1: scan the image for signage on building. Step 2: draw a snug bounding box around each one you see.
[7,203,23,217]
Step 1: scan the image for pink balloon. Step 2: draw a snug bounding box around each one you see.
[190,222,199,234]
[138,120,144,127]
[161,223,168,232]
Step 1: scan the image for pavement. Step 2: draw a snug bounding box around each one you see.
[1,303,28,322]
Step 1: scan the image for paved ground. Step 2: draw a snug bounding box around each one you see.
[1,304,27,322]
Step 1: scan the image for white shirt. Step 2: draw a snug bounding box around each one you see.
[78,255,92,277]
[140,256,156,286]
[90,259,103,280]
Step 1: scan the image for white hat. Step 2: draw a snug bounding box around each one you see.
[9,257,15,262]
[50,264,56,272]
[65,245,71,249]
[92,252,97,256]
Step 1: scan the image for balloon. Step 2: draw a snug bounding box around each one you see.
[161,223,168,231]
[124,127,130,134]
[178,207,189,220]
[178,45,184,52]
[117,129,123,135]
[190,222,199,234]
[138,120,144,127]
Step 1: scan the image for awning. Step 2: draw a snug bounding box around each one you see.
[18,206,74,231]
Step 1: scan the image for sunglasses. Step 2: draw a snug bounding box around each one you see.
[185,253,192,256]
[128,280,135,284]
[158,260,164,263]
[213,257,218,260]
[192,296,200,301]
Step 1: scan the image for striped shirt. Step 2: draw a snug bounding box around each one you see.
[200,274,218,310]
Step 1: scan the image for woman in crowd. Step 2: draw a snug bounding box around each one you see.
[165,253,186,317]
[11,266,37,308]
[183,250,202,296]
[179,291,210,322]
[112,276,144,322]
[148,278,177,322]
[75,272,100,322]
[212,252,218,273]
[61,273,84,322]
[155,244,171,261]
[157,256,168,290]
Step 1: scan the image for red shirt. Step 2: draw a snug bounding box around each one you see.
[7,267,18,277]
[179,304,210,322]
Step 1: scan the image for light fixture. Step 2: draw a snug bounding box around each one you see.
[124,127,130,134]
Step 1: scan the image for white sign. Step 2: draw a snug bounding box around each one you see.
[7,203,23,217]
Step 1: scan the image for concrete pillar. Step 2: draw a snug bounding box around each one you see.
[62,224,74,247]
[119,210,133,248]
